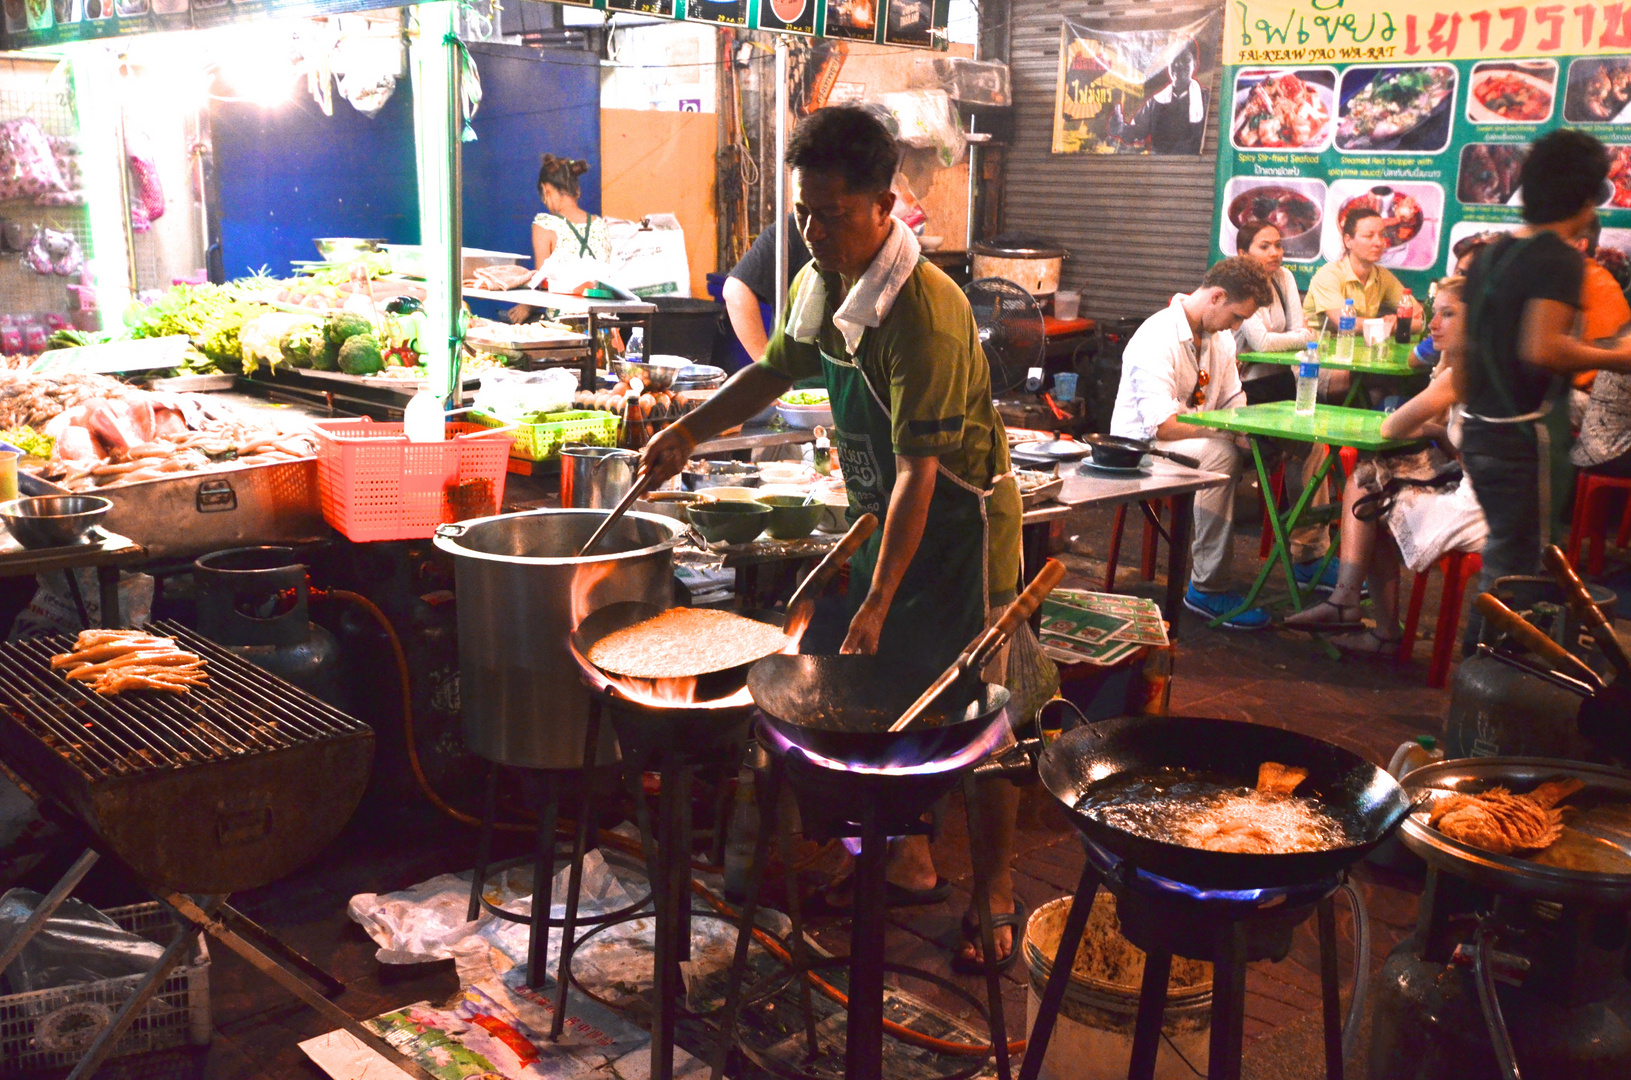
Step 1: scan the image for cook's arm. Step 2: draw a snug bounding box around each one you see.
[641,364,792,485]
[723,277,770,362]
[1519,298,1631,374]
[841,452,938,655]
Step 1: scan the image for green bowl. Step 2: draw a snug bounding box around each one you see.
[685,501,771,545]
[755,494,822,540]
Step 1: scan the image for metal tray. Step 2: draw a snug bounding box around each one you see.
[25,459,328,562]
[1399,757,1631,904]
[1017,470,1065,509]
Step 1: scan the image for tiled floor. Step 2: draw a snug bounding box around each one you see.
[21,492,1622,1080]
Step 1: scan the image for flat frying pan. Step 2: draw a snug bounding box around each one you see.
[1039,715,1414,889]
[748,654,1010,768]
[1084,434,1202,471]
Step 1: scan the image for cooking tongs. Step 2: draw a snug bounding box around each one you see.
[578,468,655,557]
[1543,544,1631,679]
[888,559,1067,733]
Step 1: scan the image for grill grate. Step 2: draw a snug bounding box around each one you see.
[0,621,366,782]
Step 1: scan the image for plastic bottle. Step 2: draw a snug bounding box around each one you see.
[1334,298,1356,361]
[1387,735,1444,780]
[1394,291,1416,344]
[1295,342,1320,416]
[404,350,447,443]
[721,767,759,901]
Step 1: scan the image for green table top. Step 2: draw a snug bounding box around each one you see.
[1177,401,1422,451]
[1239,339,1422,374]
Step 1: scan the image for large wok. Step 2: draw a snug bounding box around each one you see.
[750,655,1010,768]
[1040,715,1414,889]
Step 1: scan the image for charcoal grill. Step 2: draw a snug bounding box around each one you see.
[0,621,444,1080]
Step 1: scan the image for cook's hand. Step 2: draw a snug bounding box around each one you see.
[505,305,530,325]
[840,594,890,656]
[641,421,697,488]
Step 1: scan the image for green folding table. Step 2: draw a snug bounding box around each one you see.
[1177,402,1421,628]
[1238,340,1426,406]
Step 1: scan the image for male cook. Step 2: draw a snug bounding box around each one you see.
[643,105,1027,970]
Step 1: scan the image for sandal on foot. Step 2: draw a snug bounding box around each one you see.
[951,900,1027,976]
[806,874,953,917]
[1332,627,1403,655]
[1280,599,1363,632]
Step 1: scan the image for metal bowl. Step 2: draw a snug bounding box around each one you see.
[0,495,113,549]
[614,355,689,392]
[314,237,385,263]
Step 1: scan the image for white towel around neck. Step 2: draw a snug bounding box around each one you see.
[785,218,922,356]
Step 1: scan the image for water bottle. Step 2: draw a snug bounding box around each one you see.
[1394,291,1416,344]
[624,327,645,361]
[1334,298,1356,361]
[1295,342,1319,416]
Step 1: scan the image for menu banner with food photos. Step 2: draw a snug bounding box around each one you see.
[3,0,948,49]
[1054,12,1222,155]
[1211,0,1631,302]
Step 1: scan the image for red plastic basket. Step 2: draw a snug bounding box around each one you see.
[311,419,514,542]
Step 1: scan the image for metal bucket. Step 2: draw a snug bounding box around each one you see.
[433,509,684,769]
[560,447,641,510]
[1024,896,1212,1080]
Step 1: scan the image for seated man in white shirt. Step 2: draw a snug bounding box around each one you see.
[1110,255,1274,629]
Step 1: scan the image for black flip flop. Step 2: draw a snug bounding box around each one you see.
[951,900,1027,976]
[805,874,953,918]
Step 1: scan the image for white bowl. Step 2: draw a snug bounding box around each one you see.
[758,462,810,484]
[697,486,761,504]
[776,403,834,430]
[814,489,850,532]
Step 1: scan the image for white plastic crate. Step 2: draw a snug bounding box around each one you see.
[0,902,210,1073]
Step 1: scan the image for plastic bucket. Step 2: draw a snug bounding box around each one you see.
[1024,895,1212,1080]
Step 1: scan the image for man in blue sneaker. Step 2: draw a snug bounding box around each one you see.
[1110,257,1275,629]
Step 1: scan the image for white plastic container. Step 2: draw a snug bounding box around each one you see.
[1054,290,1081,321]
[1388,735,1444,780]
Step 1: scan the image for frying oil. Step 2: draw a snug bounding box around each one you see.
[1076,768,1355,855]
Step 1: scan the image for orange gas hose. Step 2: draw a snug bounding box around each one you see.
[315,588,1023,1059]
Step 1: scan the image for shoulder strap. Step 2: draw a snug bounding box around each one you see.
[1468,236,1538,417]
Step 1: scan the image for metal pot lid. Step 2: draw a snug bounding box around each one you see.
[971,241,1069,259]
[1399,757,1631,905]
[1012,440,1092,461]
[432,507,684,565]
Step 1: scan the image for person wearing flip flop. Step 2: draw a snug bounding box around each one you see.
[1110,257,1276,629]
[1282,277,1487,651]
[641,106,1032,973]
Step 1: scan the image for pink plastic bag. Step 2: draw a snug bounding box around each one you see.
[0,119,68,198]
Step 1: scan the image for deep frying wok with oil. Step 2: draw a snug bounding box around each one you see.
[748,654,1010,768]
[1041,715,1413,889]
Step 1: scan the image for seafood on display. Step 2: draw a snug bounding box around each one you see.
[1607,146,1631,209]
[50,629,207,696]
[1233,72,1332,149]
[0,371,317,493]
[1568,58,1631,122]
[1339,189,1425,247]
[1471,70,1552,122]
[1458,143,1527,205]
[1228,186,1321,240]
[1338,66,1455,147]
[1428,778,1585,856]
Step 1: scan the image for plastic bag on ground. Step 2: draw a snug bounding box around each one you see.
[0,889,165,994]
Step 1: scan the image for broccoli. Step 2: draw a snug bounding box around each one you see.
[325,312,373,346]
[311,339,341,371]
[280,324,325,368]
[338,334,385,376]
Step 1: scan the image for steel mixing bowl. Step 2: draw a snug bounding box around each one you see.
[0,496,113,549]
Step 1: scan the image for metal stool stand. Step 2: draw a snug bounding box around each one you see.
[464,754,653,1011]
[1019,856,1348,1080]
[710,747,1012,1080]
[552,697,751,1080]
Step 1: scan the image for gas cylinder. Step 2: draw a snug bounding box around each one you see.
[1444,576,1615,762]
[194,546,342,708]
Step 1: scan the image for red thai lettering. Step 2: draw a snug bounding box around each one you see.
[1600,2,1631,46]
[1404,13,1422,54]
[1427,11,1462,53]
[1471,9,1492,48]
[1534,4,1564,47]
[1497,6,1527,48]
[1574,3,1596,45]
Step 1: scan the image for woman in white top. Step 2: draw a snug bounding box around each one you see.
[1235,222,1309,354]
[532,154,611,266]
[1282,277,1486,652]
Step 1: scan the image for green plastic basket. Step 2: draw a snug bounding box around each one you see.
[472,409,622,462]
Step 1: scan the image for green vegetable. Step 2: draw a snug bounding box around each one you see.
[48,328,105,349]
[325,313,373,346]
[280,324,325,368]
[312,339,341,371]
[338,334,384,375]
[780,389,829,406]
[0,426,54,459]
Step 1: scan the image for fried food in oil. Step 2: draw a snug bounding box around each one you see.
[1256,761,1308,797]
[1429,778,1585,856]
[1187,763,1314,853]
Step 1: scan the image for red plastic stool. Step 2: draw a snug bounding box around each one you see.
[1104,498,1169,591]
[1566,472,1631,575]
[1400,550,1483,689]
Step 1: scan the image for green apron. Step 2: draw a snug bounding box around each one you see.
[820,341,999,676]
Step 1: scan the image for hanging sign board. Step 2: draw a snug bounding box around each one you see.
[1211,0,1631,299]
